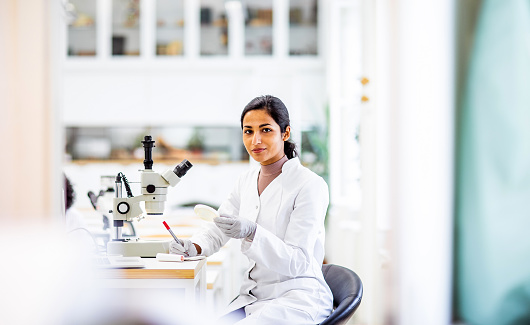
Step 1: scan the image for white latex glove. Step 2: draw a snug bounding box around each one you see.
[214,215,257,240]
[169,239,198,257]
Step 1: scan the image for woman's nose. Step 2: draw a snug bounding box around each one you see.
[252,133,261,145]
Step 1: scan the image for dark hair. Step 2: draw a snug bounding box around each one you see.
[240,95,298,159]
[64,174,75,210]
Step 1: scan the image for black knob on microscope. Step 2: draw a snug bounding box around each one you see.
[141,135,155,170]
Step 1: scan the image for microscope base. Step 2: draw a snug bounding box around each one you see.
[107,239,172,257]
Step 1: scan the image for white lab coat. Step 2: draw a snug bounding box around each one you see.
[192,157,333,325]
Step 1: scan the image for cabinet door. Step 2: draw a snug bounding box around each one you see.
[244,0,274,56]
[66,0,97,56]
[199,0,229,56]
[289,0,319,55]
[156,0,185,56]
[111,0,141,56]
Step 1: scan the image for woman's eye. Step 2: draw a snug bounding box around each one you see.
[262,128,272,133]
[244,130,253,135]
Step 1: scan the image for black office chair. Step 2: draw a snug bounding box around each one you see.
[320,264,363,325]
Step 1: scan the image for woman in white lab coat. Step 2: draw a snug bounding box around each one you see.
[170,95,333,324]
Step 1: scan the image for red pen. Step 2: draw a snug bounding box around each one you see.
[163,221,187,256]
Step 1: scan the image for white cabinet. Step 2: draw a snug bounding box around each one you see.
[62,0,325,130]
[65,0,320,59]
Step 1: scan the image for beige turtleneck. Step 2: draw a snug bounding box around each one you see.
[257,155,288,196]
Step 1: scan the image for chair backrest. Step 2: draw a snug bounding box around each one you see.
[319,264,363,325]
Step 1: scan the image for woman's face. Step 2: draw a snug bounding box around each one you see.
[242,109,290,165]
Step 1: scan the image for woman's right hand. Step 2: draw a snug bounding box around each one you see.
[169,239,199,257]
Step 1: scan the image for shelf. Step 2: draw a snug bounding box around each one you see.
[245,24,273,28]
[67,158,248,166]
[156,26,185,30]
[68,52,97,57]
[68,26,96,31]
[62,57,323,71]
[112,27,140,32]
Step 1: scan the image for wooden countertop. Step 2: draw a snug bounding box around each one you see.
[96,258,206,279]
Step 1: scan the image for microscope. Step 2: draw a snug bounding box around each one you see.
[106,135,192,257]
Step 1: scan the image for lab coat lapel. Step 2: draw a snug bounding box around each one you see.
[241,168,260,223]
[242,168,284,224]
[251,175,283,241]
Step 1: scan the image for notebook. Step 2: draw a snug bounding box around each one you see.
[94,256,146,268]
[156,253,205,262]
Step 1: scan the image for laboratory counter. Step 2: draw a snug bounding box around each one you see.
[95,258,207,306]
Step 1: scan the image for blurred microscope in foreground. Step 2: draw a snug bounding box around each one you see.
[100,135,192,257]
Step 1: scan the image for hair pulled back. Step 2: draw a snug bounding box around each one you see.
[241,95,298,159]
[64,174,75,211]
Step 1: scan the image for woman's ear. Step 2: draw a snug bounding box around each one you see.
[283,126,291,141]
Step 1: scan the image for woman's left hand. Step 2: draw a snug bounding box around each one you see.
[214,215,257,240]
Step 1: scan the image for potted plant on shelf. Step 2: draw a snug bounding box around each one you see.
[187,128,205,154]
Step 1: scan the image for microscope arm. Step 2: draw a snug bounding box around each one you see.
[111,166,182,223]
[112,195,147,223]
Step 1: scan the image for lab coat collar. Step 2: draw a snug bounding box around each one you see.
[281,157,300,173]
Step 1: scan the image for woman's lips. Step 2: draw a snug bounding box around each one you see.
[252,148,265,153]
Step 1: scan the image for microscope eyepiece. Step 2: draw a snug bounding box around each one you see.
[141,135,155,170]
[173,159,193,178]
